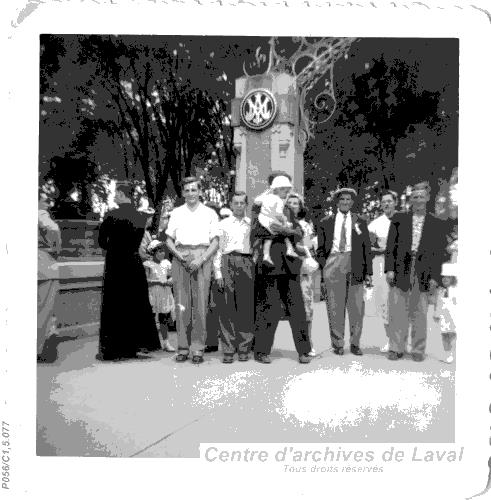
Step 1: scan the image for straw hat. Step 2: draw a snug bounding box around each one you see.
[333,187,357,199]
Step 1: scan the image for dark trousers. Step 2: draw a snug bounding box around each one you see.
[206,281,220,348]
[254,275,311,356]
[218,254,255,354]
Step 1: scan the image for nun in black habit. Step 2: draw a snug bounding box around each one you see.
[97,182,161,361]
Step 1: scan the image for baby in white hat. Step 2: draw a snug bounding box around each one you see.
[433,262,457,363]
[257,175,299,266]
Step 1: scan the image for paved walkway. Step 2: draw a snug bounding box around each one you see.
[37,302,454,457]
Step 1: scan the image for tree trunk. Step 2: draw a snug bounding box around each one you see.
[151,197,164,235]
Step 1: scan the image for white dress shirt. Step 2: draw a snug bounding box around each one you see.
[332,211,352,253]
[166,202,219,246]
[411,214,425,253]
[368,213,392,250]
[213,215,251,279]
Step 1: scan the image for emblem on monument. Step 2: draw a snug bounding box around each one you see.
[240,89,277,131]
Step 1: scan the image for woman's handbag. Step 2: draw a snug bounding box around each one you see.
[300,247,319,274]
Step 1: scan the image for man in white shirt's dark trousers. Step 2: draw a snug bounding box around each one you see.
[166,177,220,364]
[213,192,254,363]
[253,201,312,365]
[316,188,373,356]
[385,184,445,362]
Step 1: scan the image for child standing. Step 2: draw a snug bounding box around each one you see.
[144,241,176,352]
[433,262,457,363]
[257,175,299,266]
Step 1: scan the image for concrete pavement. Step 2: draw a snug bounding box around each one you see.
[37,302,454,457]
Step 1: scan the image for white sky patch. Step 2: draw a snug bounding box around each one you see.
[278,363,443,432]
[192,370,260,409]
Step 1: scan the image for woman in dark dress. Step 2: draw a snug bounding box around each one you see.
[97,182,161,361]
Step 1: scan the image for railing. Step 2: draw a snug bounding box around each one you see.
[56,219,104,261]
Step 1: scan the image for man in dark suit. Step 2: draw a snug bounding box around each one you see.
[316,188,373,356]
[252,175,312,365]
[385,183,445,361]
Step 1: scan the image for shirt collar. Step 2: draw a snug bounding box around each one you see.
[230,215,250,225]
[337,210,351,218]
[185,201,203,212]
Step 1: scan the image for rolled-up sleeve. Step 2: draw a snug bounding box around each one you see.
[209,211,220,241]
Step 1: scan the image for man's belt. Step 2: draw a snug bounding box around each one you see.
[227,251,252,257]
[176,244,209,250]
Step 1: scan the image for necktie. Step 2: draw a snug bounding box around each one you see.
[339,214,347,252]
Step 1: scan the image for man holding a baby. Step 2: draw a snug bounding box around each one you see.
[251,173,313,365]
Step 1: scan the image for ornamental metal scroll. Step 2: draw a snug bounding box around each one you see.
[243,37,357,145]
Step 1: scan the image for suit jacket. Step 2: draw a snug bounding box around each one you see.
[316,212,373,284]
[384,211,445,292]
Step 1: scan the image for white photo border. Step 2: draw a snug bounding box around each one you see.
[2,1,491,499]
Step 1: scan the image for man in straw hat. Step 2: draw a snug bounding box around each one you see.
[97,181,161,361]
[385,182,446,362]
[317,187,373,356]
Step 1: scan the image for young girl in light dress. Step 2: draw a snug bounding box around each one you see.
[144,241,176,352]
[433,262,457,364]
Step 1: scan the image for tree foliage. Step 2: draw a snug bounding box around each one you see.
[40,36,458,223]
[40,35,237,222]
[304,38,458,218]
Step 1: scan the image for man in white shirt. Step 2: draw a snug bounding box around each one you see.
[213,192,254,363]
[316,188,373,356]
[367,190,398,351]
[166,177,220,364]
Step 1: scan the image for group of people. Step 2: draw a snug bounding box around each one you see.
[37,169,457,366]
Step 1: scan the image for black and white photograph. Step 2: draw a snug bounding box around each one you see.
[2,1,491,499]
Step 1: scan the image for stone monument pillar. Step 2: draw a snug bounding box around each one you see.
[231,72,305,203]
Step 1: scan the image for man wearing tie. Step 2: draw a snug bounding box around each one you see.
[385,183,445,361]
[316,188,373,356]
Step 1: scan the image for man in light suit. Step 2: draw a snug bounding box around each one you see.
[316,188,373,356]
[385,183,445,361]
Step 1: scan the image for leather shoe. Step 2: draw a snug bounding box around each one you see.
[222,355,234,364]
[411,352,425,362]
[350,345,363,356]
[333,347,344,356]
[175,353,189,362]
[238,353,249,362]
[298,354,311,364]
[254,353,272,364]
[387,351,403,360]
[192,355,204,364]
